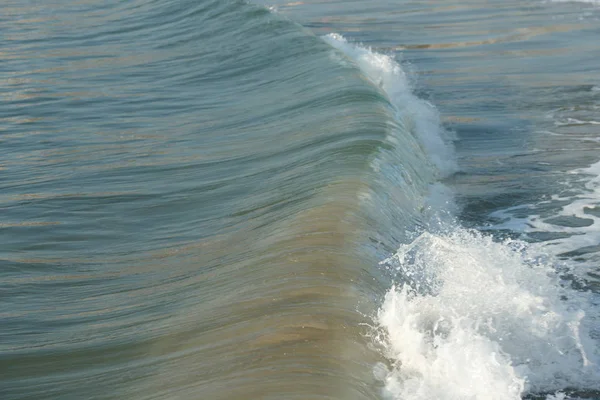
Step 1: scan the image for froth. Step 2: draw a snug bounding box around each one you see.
[322,33,457,176]
[375,229,600,400]
[490,161,600,264]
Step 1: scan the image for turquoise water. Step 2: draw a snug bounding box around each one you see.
[2,0,600,399]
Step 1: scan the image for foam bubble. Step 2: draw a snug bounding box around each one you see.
[322,33,457,176]
[375,229,600,400]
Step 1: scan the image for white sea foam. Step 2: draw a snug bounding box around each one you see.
[490,161,600,262]
[376,229,600,400]
[322,33,457,176]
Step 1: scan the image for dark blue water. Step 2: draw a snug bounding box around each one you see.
[2,0,600,399]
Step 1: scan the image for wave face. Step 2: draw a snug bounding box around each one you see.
[3,0,600,399]
[1,0,436,399]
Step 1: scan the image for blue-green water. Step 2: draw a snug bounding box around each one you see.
[2,0,600,399]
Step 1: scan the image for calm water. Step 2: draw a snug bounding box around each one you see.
[2,0,600,399]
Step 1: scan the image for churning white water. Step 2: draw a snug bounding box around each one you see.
[376,229,600,400]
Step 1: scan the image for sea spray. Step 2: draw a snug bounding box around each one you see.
[376,229,599,400]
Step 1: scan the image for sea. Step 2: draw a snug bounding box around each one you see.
[2,0,600,399]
